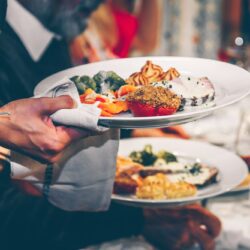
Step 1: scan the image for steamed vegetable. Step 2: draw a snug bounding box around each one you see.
[130,145,157,166]
[70,75,96,94]
[157,150,177,163]
[93,71,126,93]
[129,145,178,166]
[71,71,126,95]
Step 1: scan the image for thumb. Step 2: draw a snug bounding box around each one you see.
[38,95,76,115]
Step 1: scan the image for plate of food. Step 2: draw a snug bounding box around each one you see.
[35,57,250,128]
[112,137,248,207]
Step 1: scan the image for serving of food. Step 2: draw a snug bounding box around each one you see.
[35,56,250,128]
[114,144,219,200]
[71,60,216,117]
[112,138,248,207]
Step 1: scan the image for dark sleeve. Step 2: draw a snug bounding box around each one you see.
[0,23,72,104]
[0,0,7,32]
[0,59,34,105]
[0,27,37,104]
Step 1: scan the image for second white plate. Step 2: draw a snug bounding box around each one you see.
[112,137,248,208]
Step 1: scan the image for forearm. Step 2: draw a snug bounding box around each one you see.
[135,0,162,53]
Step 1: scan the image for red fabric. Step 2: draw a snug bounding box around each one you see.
[111,7,138,58]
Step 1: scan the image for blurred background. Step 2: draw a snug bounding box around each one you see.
[70,0,250,68]
[1,1,250,250]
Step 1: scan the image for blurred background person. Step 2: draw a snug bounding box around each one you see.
[70,0,162,64]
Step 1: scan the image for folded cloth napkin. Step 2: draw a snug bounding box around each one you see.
[35,78,108,132]
[10,78,120,211]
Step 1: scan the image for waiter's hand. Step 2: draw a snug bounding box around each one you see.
[0,96,90,163]
[143,204,221,250]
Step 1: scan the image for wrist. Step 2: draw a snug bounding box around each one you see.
[0,105,12,148]
[0,104,10,114]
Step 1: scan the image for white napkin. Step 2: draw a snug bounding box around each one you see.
[35,78,107,132]
[11,79,119,211]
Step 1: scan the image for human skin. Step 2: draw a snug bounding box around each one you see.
[0,95,89,164]
[143,204,221,250]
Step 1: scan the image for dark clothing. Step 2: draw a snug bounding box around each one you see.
[0,0,7,32]
[0,2,143,250]
[0,0,103,103]
[0,23,71,105]
[0,181,143,250]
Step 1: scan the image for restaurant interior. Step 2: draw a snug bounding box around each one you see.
[0,0,250,250]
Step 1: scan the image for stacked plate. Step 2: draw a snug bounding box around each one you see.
[36,56,250,207]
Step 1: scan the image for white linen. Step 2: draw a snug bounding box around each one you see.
[6,0,55,61]
[34,78,107,132]
[11,78,119,211]
[208,193,250,250]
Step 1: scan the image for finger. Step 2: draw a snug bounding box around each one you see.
[56,126,91,142]
[37,96,76,115]
[182,204,222,238]
[189,220,216,250]
[144,221,195,250]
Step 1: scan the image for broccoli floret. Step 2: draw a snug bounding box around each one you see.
[70,75,96,94]
[157,150,177,163]
[129,144,157,166]
[93,71,126,93]
[106,71,126,91]
[129,151,143,164]
[80,76,96,90]
[70,75,81,84]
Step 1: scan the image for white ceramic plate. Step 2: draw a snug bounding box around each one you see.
[231,185,250,193]
[35,57,250,128]
[112,137,248,208]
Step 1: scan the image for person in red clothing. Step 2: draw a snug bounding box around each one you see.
[110,0,162,57]
[70,0,162,64]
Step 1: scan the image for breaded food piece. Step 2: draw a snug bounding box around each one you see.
[127,85,181,110]
[114,174,138,194]
[116,156,144,176]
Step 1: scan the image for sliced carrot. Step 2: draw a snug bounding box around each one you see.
[101,110,113,117]
[116,85,137,97]
[81,99,96,104]
[80,88,96,102]
[114,101,129,112]
[98,101,128,114]
[95,95,109,103]
[85,88,95,95]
